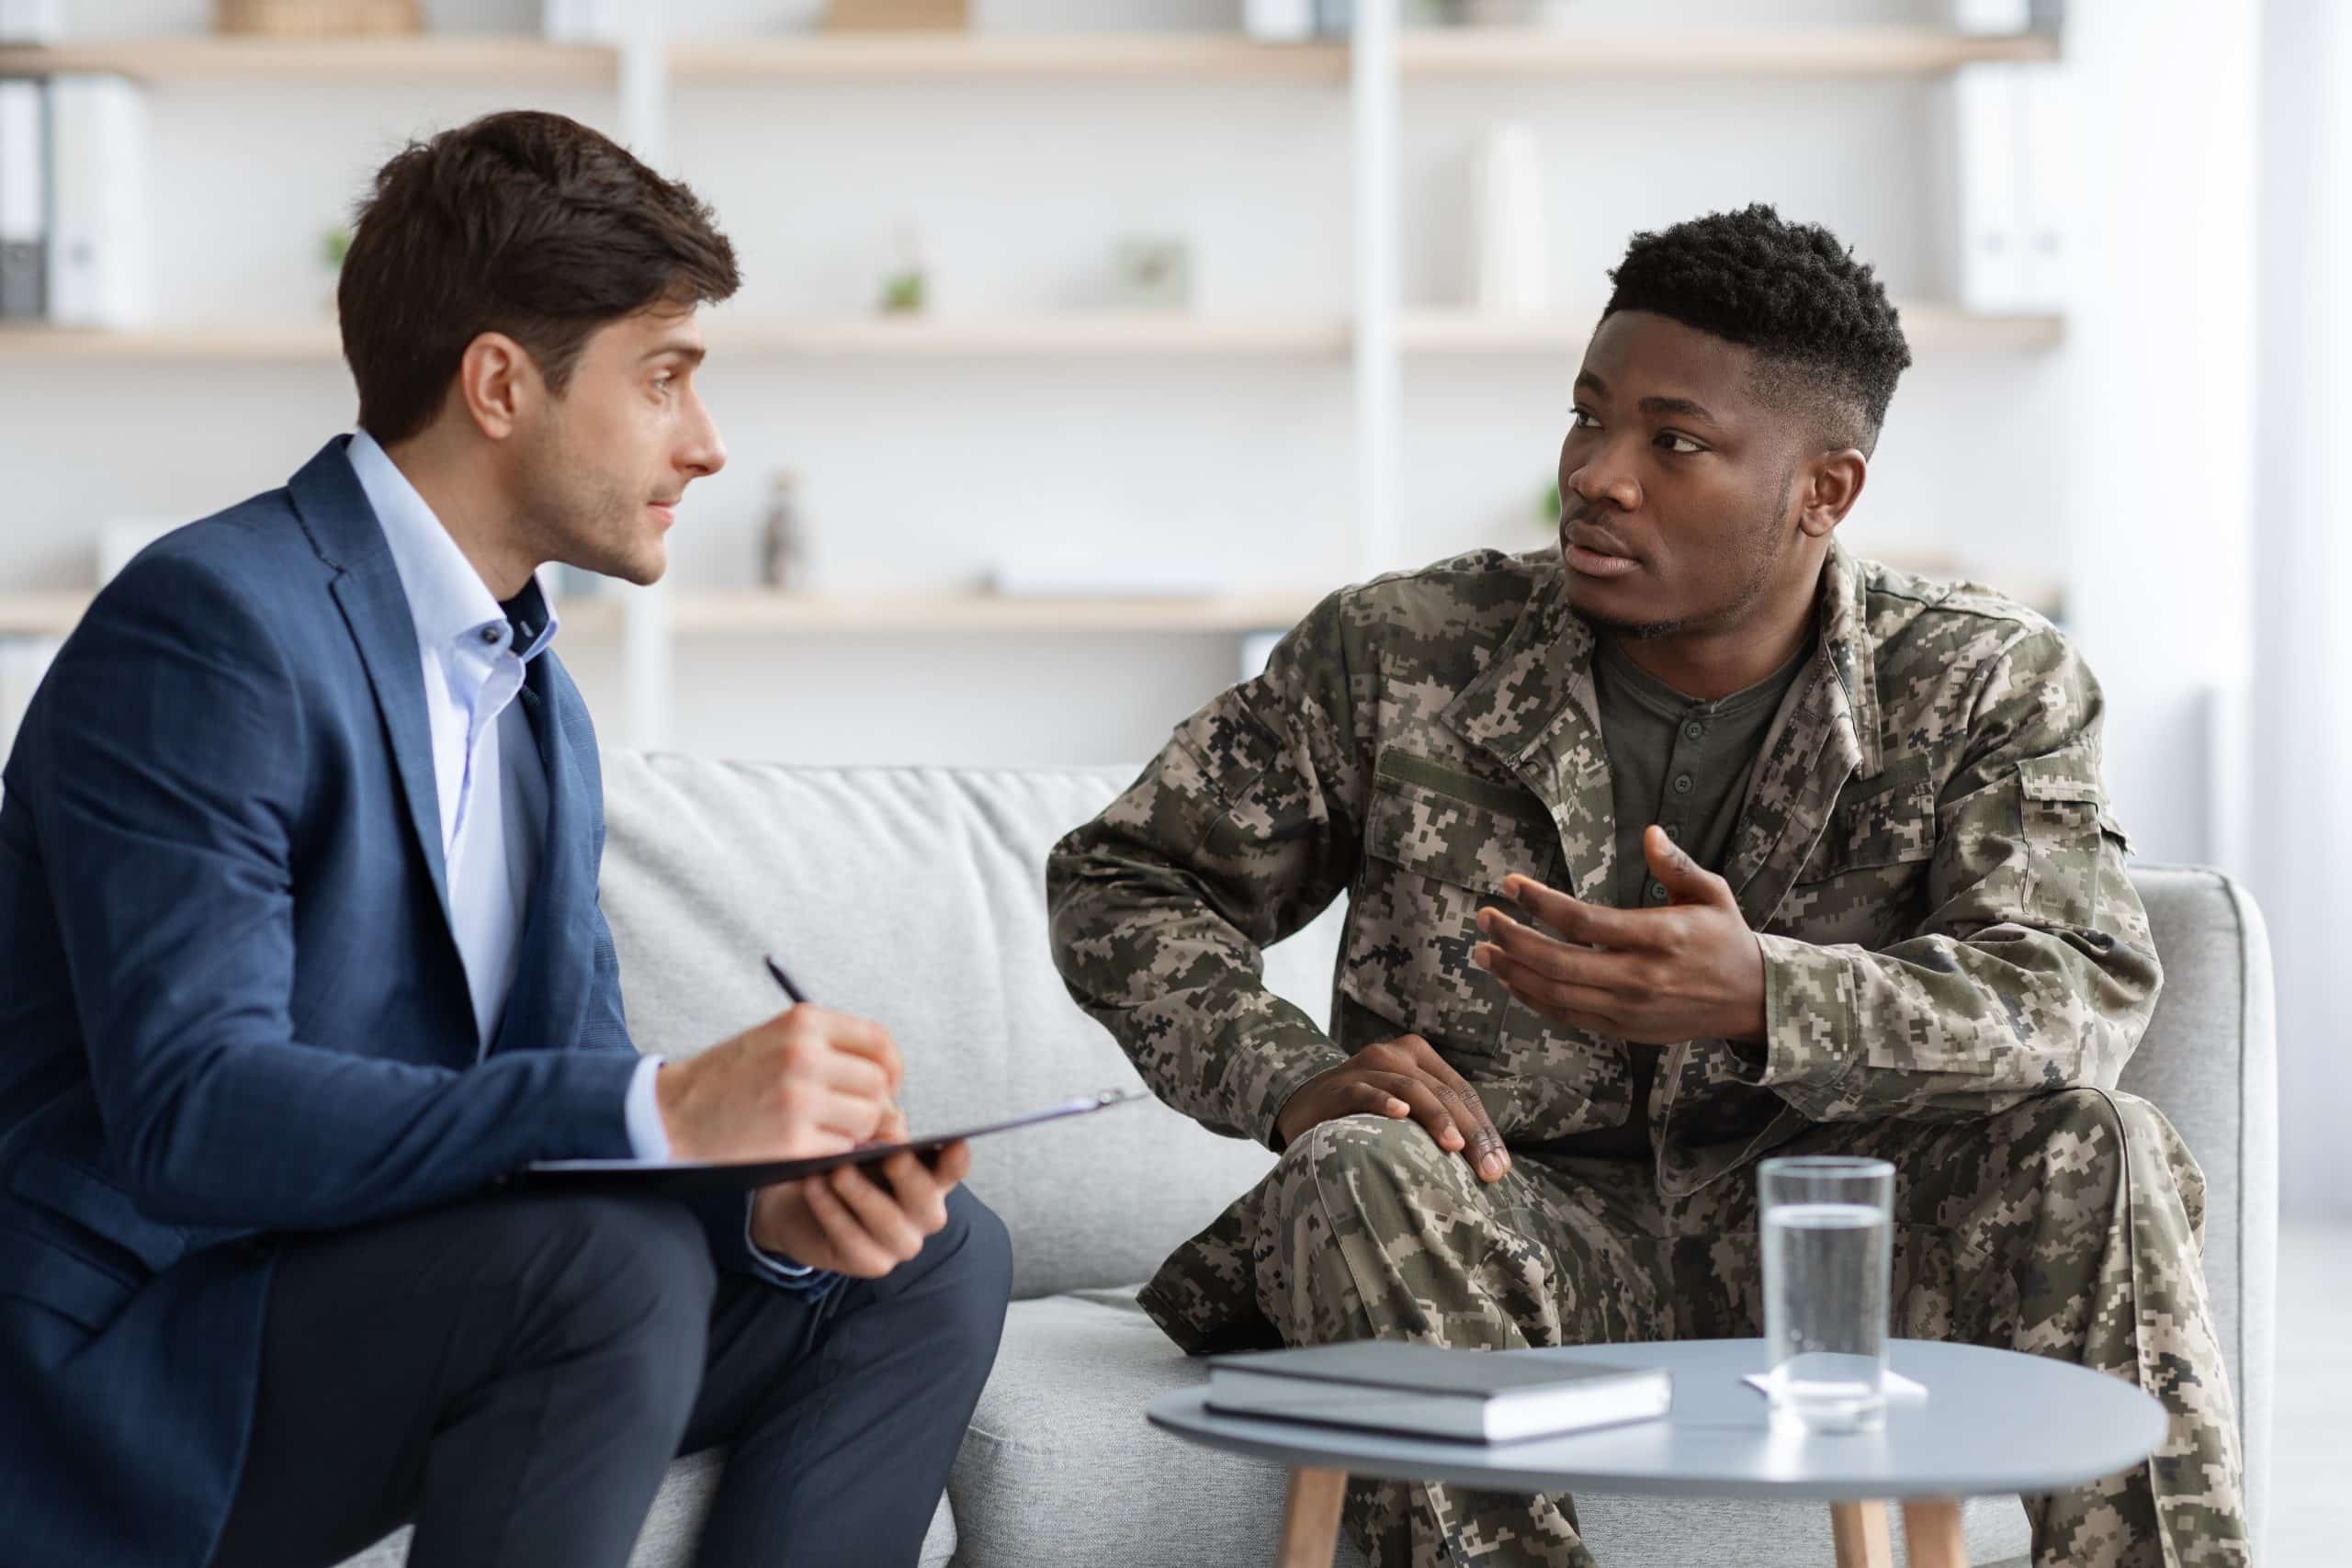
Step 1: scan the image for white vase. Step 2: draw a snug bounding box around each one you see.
[1472,124,1549,314]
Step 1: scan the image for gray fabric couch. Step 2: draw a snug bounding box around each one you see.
[341,755,2277,1568]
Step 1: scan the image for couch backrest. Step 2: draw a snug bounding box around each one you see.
[598,756,1320,1301]
[597,757,2272,1485]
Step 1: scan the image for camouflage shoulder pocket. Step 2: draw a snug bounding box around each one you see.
[2017,748,2120,929]
[1340,761,1553,1054]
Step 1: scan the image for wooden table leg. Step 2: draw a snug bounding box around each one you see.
[1902,1499,1968,1568]
[1275,1467,1349,1568]
[1827,1500,1894,1568]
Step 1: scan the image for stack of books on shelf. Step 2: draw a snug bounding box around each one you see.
[0,73,147,328]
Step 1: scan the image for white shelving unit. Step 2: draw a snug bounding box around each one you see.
[0,5,2068,750]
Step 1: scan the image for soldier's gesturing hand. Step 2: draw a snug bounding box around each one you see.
[1470,825,1770,1047]
[1273,1035,1512,1183]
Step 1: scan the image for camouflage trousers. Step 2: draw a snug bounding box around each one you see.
[1242,1089,2245,1568]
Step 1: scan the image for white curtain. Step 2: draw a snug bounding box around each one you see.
[2251,0,2352,1221]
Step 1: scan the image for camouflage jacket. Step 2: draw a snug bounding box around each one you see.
[1046,543,2159,1206]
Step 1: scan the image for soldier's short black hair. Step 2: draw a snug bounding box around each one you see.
[1601,204,1913,456]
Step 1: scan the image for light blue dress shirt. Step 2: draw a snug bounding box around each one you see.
[347,432,822,1290]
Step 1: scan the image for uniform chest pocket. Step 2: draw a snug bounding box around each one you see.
[1800,759,1938,883]
[1341,778,1555,1054]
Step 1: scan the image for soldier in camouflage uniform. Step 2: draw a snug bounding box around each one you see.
[1046,206,2245,1568]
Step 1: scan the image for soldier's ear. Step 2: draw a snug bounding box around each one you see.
[1796,449,1868,538]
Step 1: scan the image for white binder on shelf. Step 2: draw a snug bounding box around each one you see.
[1244,0,1316,41]
[1950,62,2073,316]
[1951,64,2027,314]
[0,76,44,321]
[46,74,150,330]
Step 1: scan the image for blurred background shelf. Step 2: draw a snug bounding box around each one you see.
[1396,26,2059,76]
[669,33,1348,82]
[0,308,2059,361]
[0,36,616,83]
[1399,305,2065,355]
[0,572,2063,643]
[718,314,1352,357]
[671,591,1324,635]
[0,316,1351,361]
[0,28,2050,86]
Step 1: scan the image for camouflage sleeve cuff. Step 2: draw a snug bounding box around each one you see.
[1221,1006,1351,1151]
[1753,932,1862,1103]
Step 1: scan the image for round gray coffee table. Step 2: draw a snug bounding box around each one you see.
[1146,1338,2165,1568]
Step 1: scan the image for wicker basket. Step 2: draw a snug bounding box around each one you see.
[214,0,422,35]
[822,0,969,30]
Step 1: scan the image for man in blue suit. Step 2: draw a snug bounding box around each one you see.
[0,110,1011,1568]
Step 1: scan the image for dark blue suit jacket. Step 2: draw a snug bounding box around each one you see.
[0,437,754,1566]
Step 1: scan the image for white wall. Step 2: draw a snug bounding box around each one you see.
[0,0,2256,817]
[2251,0,2352,1223]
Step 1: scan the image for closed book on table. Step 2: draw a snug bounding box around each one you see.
[1206,1342,1672,1444]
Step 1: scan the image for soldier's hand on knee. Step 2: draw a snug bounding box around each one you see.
[1469,826,1769,1046]
[1273,1036,1511,1183]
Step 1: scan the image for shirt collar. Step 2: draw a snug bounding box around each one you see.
[345,428,560,666]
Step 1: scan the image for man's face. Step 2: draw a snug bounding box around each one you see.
[512,302,725,587]
[1555,310,1813,640]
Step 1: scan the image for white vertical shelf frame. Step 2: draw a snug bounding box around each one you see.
[1351,0,1400,579]
[618,7,672,752]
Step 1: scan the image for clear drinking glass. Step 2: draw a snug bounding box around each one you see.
[1758,1156,1895,1433]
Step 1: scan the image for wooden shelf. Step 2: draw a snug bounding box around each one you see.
[0,572,2058,641]
[1399,304,2065,355]
[0,323,343,361]
[670,32,1346,83]
[670,591,1320,636]
[718,313,1350,357]
[0,28,2050,87]
[0,35,616,84]
[1,307,2055,362]
[1398,27,2059,77]
[0,592,96,637]
[0,315,1352,362]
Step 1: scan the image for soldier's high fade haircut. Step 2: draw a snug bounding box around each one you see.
[1602,204,1913,457]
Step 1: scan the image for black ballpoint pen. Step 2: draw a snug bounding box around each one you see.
[763,955,808,1007]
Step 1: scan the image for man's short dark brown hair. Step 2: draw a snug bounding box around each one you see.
[339,109,741,445]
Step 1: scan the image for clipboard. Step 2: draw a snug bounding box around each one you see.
[516,1087,1148,1196]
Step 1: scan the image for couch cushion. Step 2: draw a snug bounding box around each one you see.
[957,1291,2030,1568]
[598,756,1342,1300]
[331,1455,953,1567]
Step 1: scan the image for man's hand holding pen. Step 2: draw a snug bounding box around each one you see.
[652,959,969,1279]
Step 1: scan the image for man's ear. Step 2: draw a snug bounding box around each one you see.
[455,331,537,442]
[1796,449,1869,540]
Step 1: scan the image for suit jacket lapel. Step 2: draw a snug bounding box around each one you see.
[1438,562,1617,904]
[287,437,453,927]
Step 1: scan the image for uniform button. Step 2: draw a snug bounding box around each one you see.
[1682,719,1706,741]
[1672,773,1694,795]
[479,626,503,645]
[1646,881,1670,904]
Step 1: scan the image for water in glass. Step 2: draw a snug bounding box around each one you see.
[1758,1157,1894,1433]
